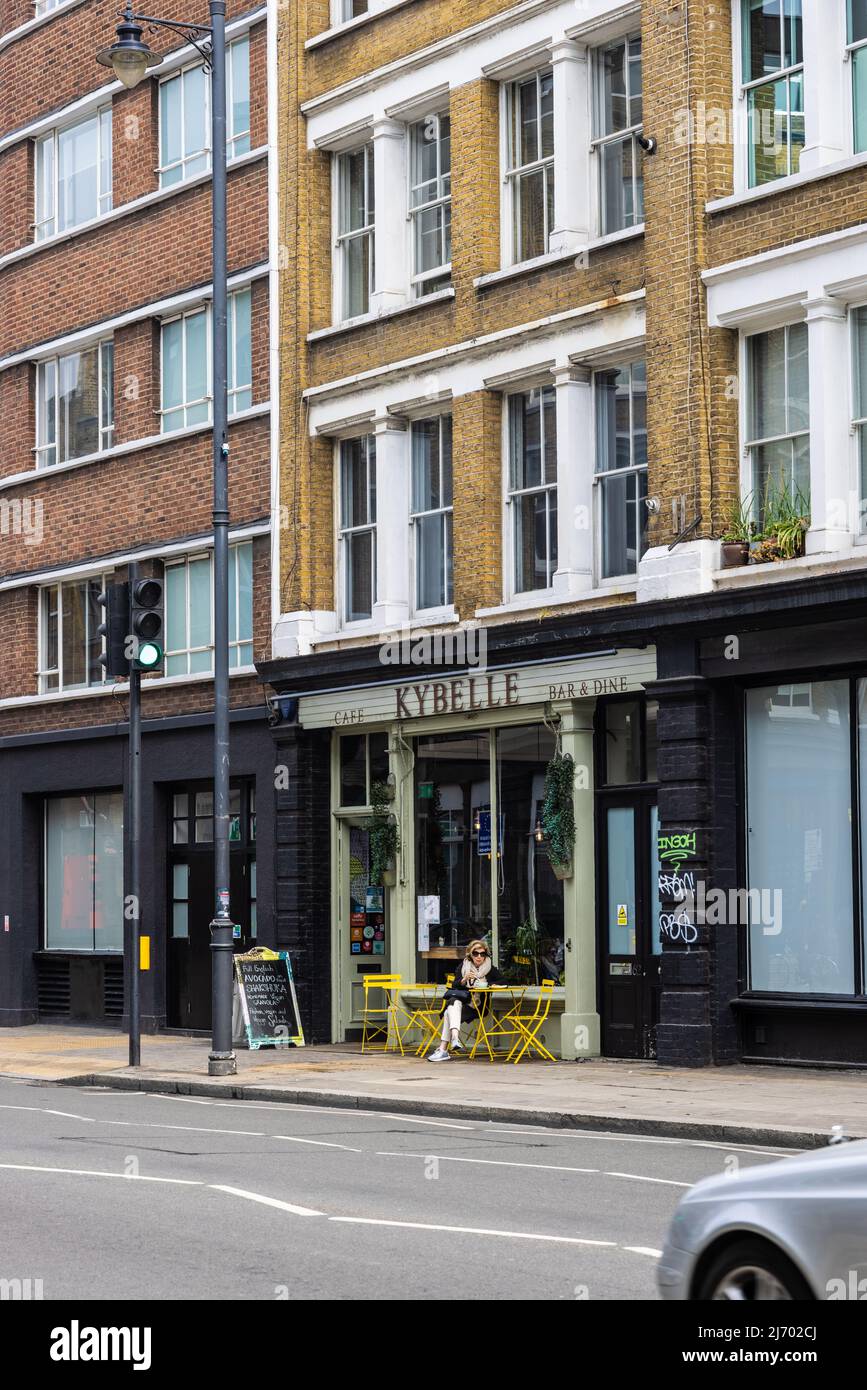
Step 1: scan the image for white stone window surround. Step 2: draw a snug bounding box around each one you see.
[731,0,852,199]
[704,221,867,556]
[286,300,644,649]
[306,2,641,305]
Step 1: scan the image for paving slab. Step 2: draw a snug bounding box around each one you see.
[0,1025,865,1149]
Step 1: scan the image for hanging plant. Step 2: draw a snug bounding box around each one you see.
[369,780,401,887]
[541,751,575,878]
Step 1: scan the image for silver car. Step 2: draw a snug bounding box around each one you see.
[657,1138,867,1300]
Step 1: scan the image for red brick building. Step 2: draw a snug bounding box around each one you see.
[0,0,277,1030]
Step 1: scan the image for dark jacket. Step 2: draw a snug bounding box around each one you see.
[443,962,504,1022]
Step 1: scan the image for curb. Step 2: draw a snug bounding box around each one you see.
[50,1069,849,1150]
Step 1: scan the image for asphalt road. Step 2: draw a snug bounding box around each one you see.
[0,1076,788,1301]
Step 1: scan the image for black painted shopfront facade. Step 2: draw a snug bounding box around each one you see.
[260,569,867,1068]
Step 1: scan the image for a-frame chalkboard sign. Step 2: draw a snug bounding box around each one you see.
[233,948,305,1049]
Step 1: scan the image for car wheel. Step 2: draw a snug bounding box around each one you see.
[696,1240,813,1301]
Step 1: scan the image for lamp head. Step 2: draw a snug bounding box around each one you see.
[97,7,161,89]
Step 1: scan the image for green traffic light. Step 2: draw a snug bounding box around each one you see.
[137,641,163,669]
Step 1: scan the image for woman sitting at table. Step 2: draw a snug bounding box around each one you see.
[429,939,503,1061]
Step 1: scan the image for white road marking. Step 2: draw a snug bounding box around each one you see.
[274,1136,363,1153]
[623,1246,663,1258]
[209,1185,323,1217]
[0,1162,201,1185]
[486,1126,796,1158]
[0,1104,96,1122]
[377,1151,599,1176]
[144,1093,476,1129]
[604,1171,692,1188]
[329,1216,616,1247]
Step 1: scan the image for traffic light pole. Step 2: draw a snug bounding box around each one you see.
[128,563,142,1069]
[208,0,236,1077]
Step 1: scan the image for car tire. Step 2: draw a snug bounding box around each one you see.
[696,1239,814,1301]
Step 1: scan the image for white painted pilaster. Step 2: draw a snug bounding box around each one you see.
[552,365,594,596]
[558,703,600,1059]
[549,39,590,255]
[804,295,854,554]
[371,116,408,315]
[799,2,846,171]
[372,413,411,629]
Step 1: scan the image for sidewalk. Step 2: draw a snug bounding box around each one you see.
[1,1025,865,1149]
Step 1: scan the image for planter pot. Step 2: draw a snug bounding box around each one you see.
[551,861,573,881]
[381,864,397,887]
[721,541,749,568]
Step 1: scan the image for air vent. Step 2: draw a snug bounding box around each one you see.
[37,957,71,1018]
[103,960,125,1019]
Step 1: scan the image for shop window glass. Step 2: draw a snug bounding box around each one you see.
[495,725,564,985]
[45,792,124,951]
[340,735,367,807]
[645,700,659,783]
[414,732,492,982]
[604,701,642,784]
[607,807,636,955]
[746,681,854,993]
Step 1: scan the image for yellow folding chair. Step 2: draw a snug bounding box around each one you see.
[495,979,557,1063]
[361,974,406,1055]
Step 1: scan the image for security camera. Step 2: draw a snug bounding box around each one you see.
[637,135,657,155]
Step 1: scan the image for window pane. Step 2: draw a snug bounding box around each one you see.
[441,416,453,506]
[44,587,59,677]
[412,419,439,512]
[185,311,208,409]
[165,564,186,661]
[235,542,253,641]
[45,796,95,950]
[786,321,809,432]
[745,0,783,83]
[607,808,636,955]
[58,347,100,461]
[417,512,446,609]
[58,116,98,231]
[510,391,541,489]
[601,41,627,133]
[99,108,112,208]
[160,75,182,170]
[344,233,371,318]
[855,48,867,153]
[162,320,184,413]
[539,71,554,157]
[497,724,564,985]
[517,77,538,164]
[189,556,211,651]
[411,118,439,205]
[596,367,630,471]
[342,148,370,232]
[346,530,374,621]
[514,491,550,592]
[516,168,546,261]
[61,581,87,687]
[183,65,208,160]
[231,289,252,402]
[628,35,643,126]
[101,342,114,441]
[784,0,802,67]
[36,134,54,236]
[749,328,786,440]
[414,205,445,276]
[747,682,854,994]
[230,38,250,145]
[600,470,645,578]
[86,578,103,685]
[93,792,124,951]
[341,438,372,527]
[340,735,367,807]
[37,360,56,460]
[853,0,867,42]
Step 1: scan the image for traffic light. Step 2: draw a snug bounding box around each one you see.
[130,575,164,672]
[97,581,131,680]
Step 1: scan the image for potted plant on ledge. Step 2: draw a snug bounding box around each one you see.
[719,493,754,567]
[541,750,575,881]
[369,780,401,887]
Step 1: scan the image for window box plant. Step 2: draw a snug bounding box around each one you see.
[749,485,809,564]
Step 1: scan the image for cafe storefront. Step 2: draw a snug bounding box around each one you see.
[284,647,659,1060]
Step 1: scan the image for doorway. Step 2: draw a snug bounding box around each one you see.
[166,781,257,1030]
[335,821,390,1038]
[599,795,661,1058]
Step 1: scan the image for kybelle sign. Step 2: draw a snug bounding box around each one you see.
[395,672,518,718]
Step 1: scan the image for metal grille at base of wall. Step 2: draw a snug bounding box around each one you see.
[36,957,71,1018]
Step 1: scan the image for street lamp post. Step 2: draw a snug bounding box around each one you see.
[98,5,236,1077]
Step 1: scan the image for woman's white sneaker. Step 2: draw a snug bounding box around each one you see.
[428,1047,451,1061]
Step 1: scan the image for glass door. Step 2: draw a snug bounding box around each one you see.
[600,793,661,1057]
[336,822,390,1036]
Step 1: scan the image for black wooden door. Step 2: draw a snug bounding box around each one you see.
[599,794,661,1058]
